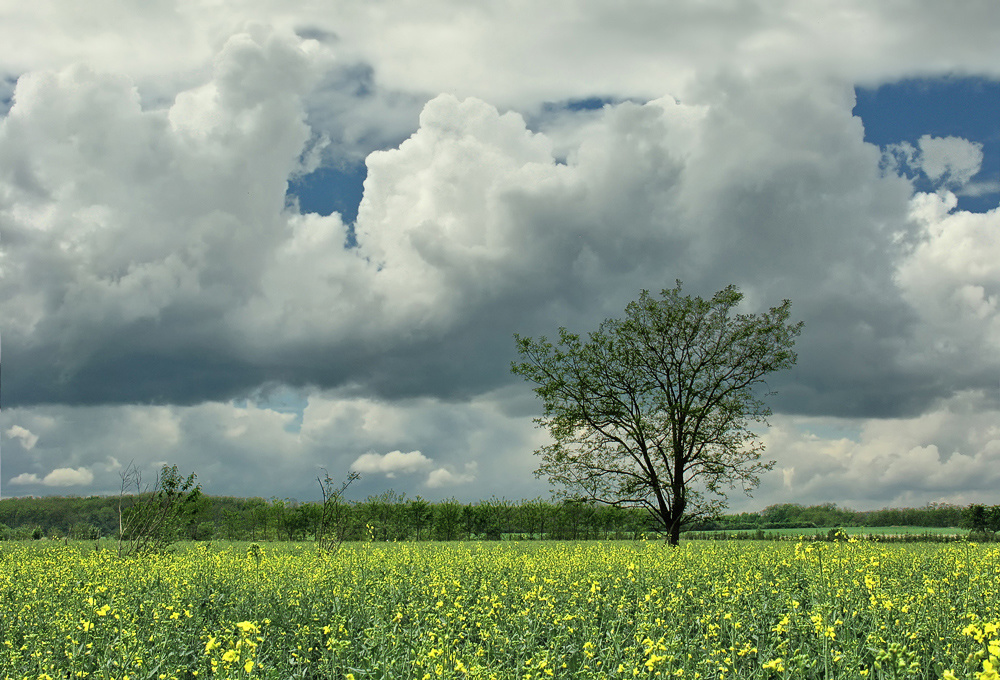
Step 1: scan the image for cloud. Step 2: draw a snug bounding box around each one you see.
[753,390,1000,510]
[0,28,332,406]
[177,3,1000,108]
[960,179,1000,198]
[427,463,478,489]
[42,467,94,487]
[0,387,548,500]
[1,62,992,466]
[9,467,94,487]
[351,450,434,478]
[916,135,984,188]
[5,425,38,450]
[9,473,41,486]
[1,4,999,510]
[893,192,1000,395]
[0,32,984,423]
[885,135,984,190]
[3,4,999,157]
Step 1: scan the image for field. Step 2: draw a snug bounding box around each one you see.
[1,540,998,679]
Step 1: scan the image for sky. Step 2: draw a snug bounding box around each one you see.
[1,1,999,511]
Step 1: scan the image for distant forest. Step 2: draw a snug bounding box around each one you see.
[0,494,979,542]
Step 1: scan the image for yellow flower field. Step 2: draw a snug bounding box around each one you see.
[0,540,997,679]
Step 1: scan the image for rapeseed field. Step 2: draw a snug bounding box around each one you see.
[1,539,997,679]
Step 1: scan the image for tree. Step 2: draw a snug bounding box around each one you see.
[246,498,271,541]
[432,498,463,541]
[964,504,1000,541]
[512,282,802,545]
[316,469,359,552]
[358,489,409,541]
[117,463,202,556]
[407,496,433,540]
[476,497,514,540]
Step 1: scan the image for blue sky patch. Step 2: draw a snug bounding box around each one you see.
[287,162,367,225]
[854,77,1000,213]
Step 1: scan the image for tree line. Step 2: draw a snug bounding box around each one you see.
[0,492,655,542]
[0,494,991,542]
[689,501,971,531]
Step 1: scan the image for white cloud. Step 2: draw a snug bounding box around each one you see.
[0,67,979,499]
[426,463,478,489]
[917,135,983,188]
[9,473,41,485]
[3,4,998,149]
[960,179,1000,198]
[351,450,434,477]
[0,28,965,420]
[355,94,563,318]
[5,425,38,450]
[42,467,94,487]
[8,467,95,487]
[894,192,1000,387]
[753,390,1000,510]
[883,135,985,191]
[0,27,342,399]
[102,457,122,473]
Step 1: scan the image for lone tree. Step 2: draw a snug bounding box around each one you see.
[512,282,802,545]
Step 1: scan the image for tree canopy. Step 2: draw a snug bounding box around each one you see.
[512,282,803,545]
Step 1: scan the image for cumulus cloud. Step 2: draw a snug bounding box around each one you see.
[3,4,999,157]
[1,4,999,509]
[427,463,478,489]
[894,192,1000,395]
[42,467,94,487]
[9,467,94,487]
[917,135,984,188]
[0,24,983,425]
[5,425,38,450]
[9,473,41,486]
[885,135,984,190]
[0,65,990,498]
[755,390,1000,510]
[351,450,434,477]
[0,27,334,406]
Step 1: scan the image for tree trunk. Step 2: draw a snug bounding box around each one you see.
[668,517,682,546]
[667,459,686,546]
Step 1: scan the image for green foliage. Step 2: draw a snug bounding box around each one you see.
[684,526,968,543]
[963,504,1000,541]
[689,502,970,535]
[0,491,986,545]
[364,489,411,541]
[513,282,803,544]
[117,463,202,557]
[407,496,433,540]
[432,498,463,541]
[316,469,360,552]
